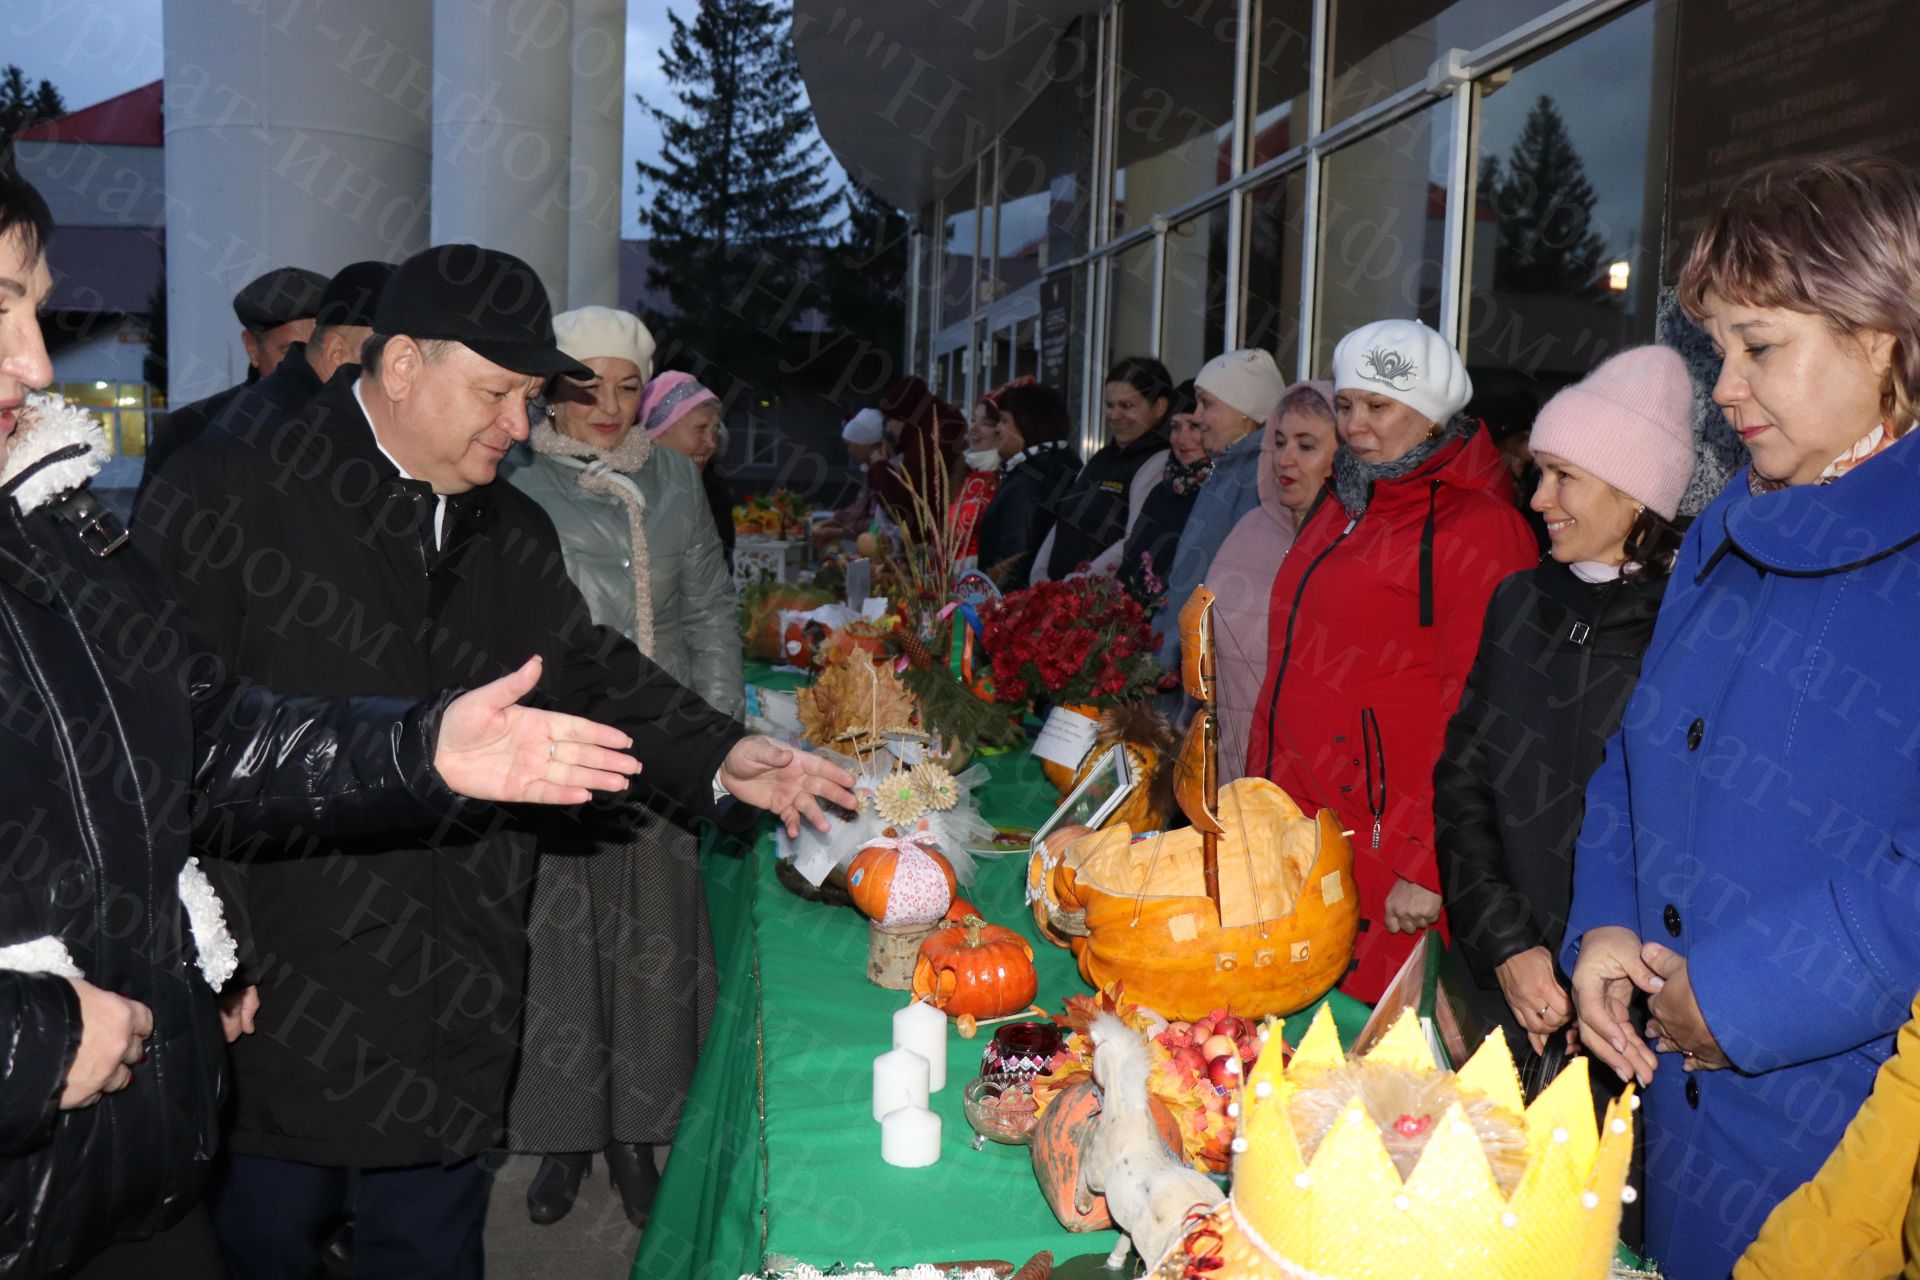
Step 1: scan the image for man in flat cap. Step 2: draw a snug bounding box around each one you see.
[135,262,394,524]
[139,264,328,500]
[134,243,855,1279]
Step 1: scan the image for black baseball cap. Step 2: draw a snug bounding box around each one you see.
[315,260,394,329]
[374,243,589,379]
[232,266,327,329]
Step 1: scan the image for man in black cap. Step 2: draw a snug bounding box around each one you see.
[135,261,394,520]
[134,243,856,1279]
[139,264,328,498]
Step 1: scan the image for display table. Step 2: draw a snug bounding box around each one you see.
[634,722,1371,1280]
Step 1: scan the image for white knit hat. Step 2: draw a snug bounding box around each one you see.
[1332,319,1472,425]
[842,408,885,445]
[552,306,657,381]
[1196,348,1288,422]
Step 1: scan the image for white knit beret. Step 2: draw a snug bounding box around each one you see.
[1332,319,1473,425]
[552,306,657,381]
[1195,348,1288,422]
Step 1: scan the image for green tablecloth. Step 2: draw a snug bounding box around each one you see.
[634,731,1370,1280]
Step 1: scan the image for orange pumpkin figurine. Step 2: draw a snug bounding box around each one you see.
[847,831,958,926]
[1041,777,1360,1020]
[912,915,1038,1021]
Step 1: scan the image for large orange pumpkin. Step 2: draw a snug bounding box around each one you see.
[847,837,958,926]
[911,915,1038,1020]
[1040,777,1359,1021]
[1030,1079,1185,1231]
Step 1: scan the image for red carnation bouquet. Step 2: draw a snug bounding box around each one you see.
[979,577,1169,709]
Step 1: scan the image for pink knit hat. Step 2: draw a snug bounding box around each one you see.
[639,371,719,439]
[1527,346,1696,520]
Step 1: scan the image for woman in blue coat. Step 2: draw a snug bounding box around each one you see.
[1565,153,1920,1280]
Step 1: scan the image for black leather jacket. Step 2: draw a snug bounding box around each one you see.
[0,428,457,1278]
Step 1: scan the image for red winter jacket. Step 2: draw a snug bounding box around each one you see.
[1245,425,1537,1000]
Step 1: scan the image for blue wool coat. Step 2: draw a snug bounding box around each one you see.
[1564,433,1920,1280]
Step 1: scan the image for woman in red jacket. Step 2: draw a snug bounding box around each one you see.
[1246,319,1537,1000]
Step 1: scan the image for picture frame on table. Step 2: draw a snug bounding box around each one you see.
[1030,744,1136,853]
[1347,930,1485,1073]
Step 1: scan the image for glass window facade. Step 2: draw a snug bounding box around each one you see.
[55,380,160,457]
[1243,169,1307,380]
[1161,203,1230,378]
[1326,0,1566,125]
[1106,239,1157,371]
[1314,98,1452,370]
[1463,0,1676,430]
[918,0,1679,447]
[1111,1,1237,237]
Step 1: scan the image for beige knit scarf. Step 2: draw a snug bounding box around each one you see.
[529,420,656,653]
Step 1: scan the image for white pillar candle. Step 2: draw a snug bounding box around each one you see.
[872,1047,931,1122]
[893,998,948,1093]
[880,1103,941,1167]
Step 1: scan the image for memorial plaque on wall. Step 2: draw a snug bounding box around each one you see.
[1038,269,1073,392]
[1666,0,1919,274]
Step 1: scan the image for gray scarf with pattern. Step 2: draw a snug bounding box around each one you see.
[1329,412,1474,517]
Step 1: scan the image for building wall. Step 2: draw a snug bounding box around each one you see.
[12,142,167,230]
[911,0,1920,446]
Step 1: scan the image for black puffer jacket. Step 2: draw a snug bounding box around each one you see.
[0,416,456,1278]
[975,441,1079,588]
[1433,559,1666,1032]
[1043,430,1168,578]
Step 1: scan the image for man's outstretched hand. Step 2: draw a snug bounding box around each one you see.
[718,736,859,837]
[434,656,643,804]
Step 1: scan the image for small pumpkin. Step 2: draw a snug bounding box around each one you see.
[912,915,1038,1021]
[848,836,958,926]
[944,897,981,924]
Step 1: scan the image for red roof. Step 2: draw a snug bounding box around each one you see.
[15,81,162,147]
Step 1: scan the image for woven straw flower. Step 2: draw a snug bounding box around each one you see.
[909,762,959,812]
[871,769,928,826]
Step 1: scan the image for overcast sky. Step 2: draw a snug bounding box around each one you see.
[2,0,843,238]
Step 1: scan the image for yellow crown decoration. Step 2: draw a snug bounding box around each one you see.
[1159,1004,1636,1280]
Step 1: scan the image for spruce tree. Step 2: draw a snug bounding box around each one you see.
[635,0,835,393]
[822,182,910,371]
[1,66,67,170]
[1489,96,1606,296]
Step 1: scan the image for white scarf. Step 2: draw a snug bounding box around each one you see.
[529,420,656,653]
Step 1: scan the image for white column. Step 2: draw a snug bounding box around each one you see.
[431,0,575,308]
[162,0,433,401]
[566,0,626,310]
